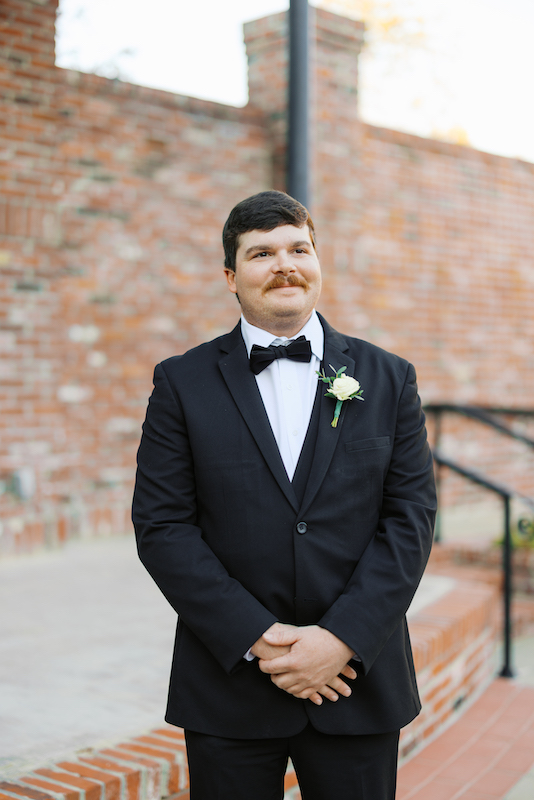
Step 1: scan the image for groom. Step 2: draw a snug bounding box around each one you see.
[132,190,436,800]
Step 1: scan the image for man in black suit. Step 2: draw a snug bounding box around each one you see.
[132,191,436,800]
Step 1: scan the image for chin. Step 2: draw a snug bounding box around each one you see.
[269,298,306,313]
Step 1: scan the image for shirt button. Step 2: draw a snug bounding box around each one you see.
[292,429,298,436]
[296,522,308,534]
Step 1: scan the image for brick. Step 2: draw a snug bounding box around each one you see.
[77,758,140,800]
[470,768,523,796]
[112,745,182,794]
[15,777,79,800]
[0,784,56,800]
[151,727,185,742]
[99,750,161,795]
[131,735,186,753]
[55,764,120,800]
[32,770,101,800]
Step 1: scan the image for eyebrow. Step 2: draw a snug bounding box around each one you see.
[243,240,311,257]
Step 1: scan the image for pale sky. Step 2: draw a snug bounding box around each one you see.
[55,0,534,163]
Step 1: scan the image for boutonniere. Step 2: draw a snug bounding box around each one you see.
[317,364,364,427]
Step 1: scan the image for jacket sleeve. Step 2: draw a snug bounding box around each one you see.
[318,362,436,674]
[132,362,278,674]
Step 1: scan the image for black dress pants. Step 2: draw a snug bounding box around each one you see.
[185,723,400,800]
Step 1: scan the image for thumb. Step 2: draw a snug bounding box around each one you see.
[263,623,299,645]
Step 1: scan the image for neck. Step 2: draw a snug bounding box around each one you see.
[243,312,313,339]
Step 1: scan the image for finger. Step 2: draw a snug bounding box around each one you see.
[264,644,291,658]
[262,624,299,647]
[270,673,306,693]
[286,682,339,704]
[273,679,327,706]
[251,642,291,660]
[317,684,339,702]
[327,676,352,697]
[270,674,340,704]
[340,664,358,680]
[258,655,292,674]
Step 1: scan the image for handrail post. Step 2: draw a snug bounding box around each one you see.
[499,494,514,678]
[430,446,525,679]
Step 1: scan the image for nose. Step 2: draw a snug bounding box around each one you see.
[273,249,295,273]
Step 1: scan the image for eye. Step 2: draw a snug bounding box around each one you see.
[253,251,269,258]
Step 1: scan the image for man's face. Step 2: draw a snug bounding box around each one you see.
[224,224,322,336]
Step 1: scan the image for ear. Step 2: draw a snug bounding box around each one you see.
[224,268,238,294]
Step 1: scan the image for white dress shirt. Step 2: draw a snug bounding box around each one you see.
[240,311,323,661]
[240,311,324,481]
[241,312,359,664]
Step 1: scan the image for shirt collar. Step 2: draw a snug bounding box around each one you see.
[240,311,324,361]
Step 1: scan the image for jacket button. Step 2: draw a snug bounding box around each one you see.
[296,522,308,534]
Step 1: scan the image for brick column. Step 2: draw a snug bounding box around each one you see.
[0,0,58,78]
[0,0,61,243]
[244,11,288,191]
[312,9,365,324]
[244,7,365,328]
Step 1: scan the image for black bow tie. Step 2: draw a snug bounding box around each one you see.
[249,336,312,375]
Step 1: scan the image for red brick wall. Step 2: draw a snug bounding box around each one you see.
[356,125,534,406]
[1,1,533,554]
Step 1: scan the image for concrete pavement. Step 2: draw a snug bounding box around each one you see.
[0,535,175,779]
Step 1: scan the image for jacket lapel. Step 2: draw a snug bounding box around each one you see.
[218,324,299,512]
[298,317,357,517]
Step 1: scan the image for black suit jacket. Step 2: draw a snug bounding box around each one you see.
[132,315,436,738]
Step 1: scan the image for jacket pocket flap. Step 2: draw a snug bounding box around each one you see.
[345,436,391,452]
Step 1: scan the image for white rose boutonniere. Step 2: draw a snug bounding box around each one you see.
[317,364,364,427]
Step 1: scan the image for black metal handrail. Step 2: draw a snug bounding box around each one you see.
[426,404,534,417]
[425,404,534,544]
[426,404,534,679]
[425,404,534,449]
[432,449,534,678]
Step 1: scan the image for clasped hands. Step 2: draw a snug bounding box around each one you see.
[251,622,357,707]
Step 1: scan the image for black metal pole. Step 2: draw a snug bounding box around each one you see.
[499,495,514,677]
[288,0,309,207]
[434,411,442,543]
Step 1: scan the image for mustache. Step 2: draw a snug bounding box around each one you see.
[264,274,309,291]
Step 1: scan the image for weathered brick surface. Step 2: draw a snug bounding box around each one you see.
[0,784,57,800]
[32,769,101,800]
[55,763,121,800]
[76,758,141,800]
[1,0,533,555]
